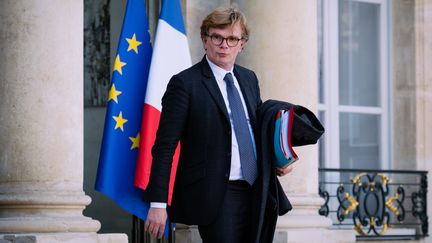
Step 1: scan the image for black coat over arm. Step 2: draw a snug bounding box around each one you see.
[254,99,324,242]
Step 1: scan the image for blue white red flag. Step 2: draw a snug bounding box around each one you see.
[134,0,192,205]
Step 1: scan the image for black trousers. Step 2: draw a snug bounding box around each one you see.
[198,180,253,243]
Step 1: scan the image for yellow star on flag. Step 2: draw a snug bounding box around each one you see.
[108,84,122,103]
[113,55,126,75]
[126,34,142,54]
[112,111,128,132]
[129,133,140,150]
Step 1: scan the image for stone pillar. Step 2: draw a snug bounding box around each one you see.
[236,0,354,242]
[392,0,417,171]
[0,1,102,242]
[415,0,432,235]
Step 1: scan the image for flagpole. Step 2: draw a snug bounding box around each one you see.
[169,223,175,243]
[132,216,174,243]
[132,215,138,243]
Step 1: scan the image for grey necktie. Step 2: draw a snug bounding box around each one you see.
[224,72,257,185]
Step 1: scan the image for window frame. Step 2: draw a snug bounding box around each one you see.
[318,0,391,170]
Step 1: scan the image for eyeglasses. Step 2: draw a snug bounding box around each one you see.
[206,34,243,47]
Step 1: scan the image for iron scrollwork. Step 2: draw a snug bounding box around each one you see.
[319,168,428,239]
[335,173,405,236]
[412,173,428,236]
[336,185,358,222]
[318,186,330,217]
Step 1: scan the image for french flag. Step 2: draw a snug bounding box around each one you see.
[134,0,191,205]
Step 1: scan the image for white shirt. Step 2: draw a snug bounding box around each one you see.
[205,56,257,181]
[151,56,256,209]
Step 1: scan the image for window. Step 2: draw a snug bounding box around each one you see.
[318,0,390,170]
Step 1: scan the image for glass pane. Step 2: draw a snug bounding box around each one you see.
[318,0,324,104]
[318,111,326,168]
[339,113,380,170]
[339,0,380,106]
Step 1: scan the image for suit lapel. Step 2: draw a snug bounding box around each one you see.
[200,58,230,123]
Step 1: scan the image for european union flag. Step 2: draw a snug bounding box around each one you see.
[95,0,152,223]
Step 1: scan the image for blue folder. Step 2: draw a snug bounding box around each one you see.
[273,108,298,168]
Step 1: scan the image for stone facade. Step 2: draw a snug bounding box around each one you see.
[1,0,431,243]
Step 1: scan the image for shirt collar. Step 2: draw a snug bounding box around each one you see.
[206,55,234,81]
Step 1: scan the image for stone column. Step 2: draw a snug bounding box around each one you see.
[415,0,432,232]
[392,0,417,171]
[236,0,354,242]
[0,1,102,242]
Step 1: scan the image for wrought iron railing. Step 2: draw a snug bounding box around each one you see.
[319,168,428,240]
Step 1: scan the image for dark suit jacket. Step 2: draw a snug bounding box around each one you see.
[143,57,262,226]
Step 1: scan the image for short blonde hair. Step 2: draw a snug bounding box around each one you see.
[200,5,250,41]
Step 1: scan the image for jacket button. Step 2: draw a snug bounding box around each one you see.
[227,130,231,135]
[225,173,229,177]
[227,152,231,157]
